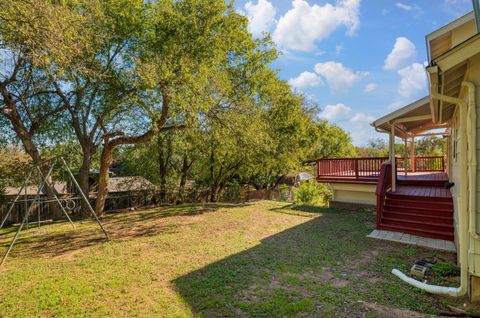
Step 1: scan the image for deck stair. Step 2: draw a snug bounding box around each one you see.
[378,184,454,241]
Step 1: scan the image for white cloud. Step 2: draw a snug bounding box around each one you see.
[384,37,416,70]
[319,103,352,121]
[364,83,378,93]
[335,44,343,55]
[350,112,375,123]
[288,71,323,90]
[395,2,413,10]
[397,62,427,98]
[443,0,471,18]
[314,61,368,93]
[244,0,277,36]
[395,2,423,17]
[388,100,407,110]
[272,0,360,51]
[319,104,377,145]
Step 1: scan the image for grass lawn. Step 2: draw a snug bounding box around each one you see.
[0,201,478,317]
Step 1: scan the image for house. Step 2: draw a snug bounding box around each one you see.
[316,12,480,301]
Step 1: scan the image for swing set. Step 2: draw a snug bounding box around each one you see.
[0,157,109,266]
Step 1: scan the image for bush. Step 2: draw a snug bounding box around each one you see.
[431,262,460,277]
[278,184,292,201]
[220,180,242,202]
[293,180,331,206]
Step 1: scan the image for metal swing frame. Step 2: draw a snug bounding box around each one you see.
[0,157,109,266]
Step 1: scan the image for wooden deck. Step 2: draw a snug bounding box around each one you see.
[391,185,452,198]
[397,172,448,182]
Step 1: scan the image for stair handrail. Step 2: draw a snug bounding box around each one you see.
[375,161,393,227]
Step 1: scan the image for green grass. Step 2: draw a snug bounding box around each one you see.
[0,201,477,317]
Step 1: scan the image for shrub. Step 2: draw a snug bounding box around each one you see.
[293,180,331,206]
[431,262,460,277]
[221,180,242,202]
[278,184,292,201]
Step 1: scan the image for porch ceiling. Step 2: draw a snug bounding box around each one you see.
[372,97,446,139]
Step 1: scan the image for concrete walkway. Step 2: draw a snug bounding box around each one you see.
[367,229,456,252]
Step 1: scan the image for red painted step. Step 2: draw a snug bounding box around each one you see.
[397,180,446,187]
[382,211,453,224]
[387,193,452,202]
[379,184,454,241]
[383,205,453,217]
[381,216,454,232]
[384,198,453,210]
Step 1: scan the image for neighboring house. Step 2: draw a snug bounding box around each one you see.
[295,172,313,185]
[316,12,480,301]
[98,176,155,195]
[1,176,155,225]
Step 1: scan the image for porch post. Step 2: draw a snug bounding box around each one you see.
[404,138,408,176]
[410,136,415,172]
[390,124,396,192]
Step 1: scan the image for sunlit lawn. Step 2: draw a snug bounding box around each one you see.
[0,201,477,317]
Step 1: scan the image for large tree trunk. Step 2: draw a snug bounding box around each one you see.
[95,144,113,216]
[209,147,217,202]
[177,155,191,204]
[0,86,63,218]
[93,85,184,214]
[158,136,167,203]
[78,149,92,218]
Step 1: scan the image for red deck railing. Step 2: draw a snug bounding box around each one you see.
[316,157,387,181]
[375,162,393,226]
[316,156,445,182]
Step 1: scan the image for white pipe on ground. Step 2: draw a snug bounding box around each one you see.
[392,269,461,296]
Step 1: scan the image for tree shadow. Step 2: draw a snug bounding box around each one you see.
[0,202,247,260]
[171,209,379,317]
[171,207,457,317]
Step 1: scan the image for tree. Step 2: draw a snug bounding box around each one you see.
[0,0,89,216]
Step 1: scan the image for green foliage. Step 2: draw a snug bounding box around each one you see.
[312,120,356,159]
[355,136,446,158]
[220,181,242,203]
[431,262,460,277]
[0,0,357,205]
[293,180,332,206]
[0,147,31,187]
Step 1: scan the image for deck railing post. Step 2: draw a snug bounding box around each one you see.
[354,159,359,180]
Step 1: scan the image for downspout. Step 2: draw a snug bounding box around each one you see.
[391,124,396,191]
[463,81,480,240]
[392,81,473,297]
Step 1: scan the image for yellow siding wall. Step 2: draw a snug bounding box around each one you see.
[448,107,461,258]
[468,54,480,277]
[330,183,376,206]
[448,53,480,291]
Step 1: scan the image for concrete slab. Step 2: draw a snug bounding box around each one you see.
[367,229,456,253]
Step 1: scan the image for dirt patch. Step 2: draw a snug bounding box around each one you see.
[290,270,351,288]
[360,301,427,318]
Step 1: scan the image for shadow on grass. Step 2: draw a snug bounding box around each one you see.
[171,205,458,317]
[171,207,388,317]
[268,203,366,218]
[0,202,247,260]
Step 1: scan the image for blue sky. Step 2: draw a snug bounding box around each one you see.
[235,0,473,145]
